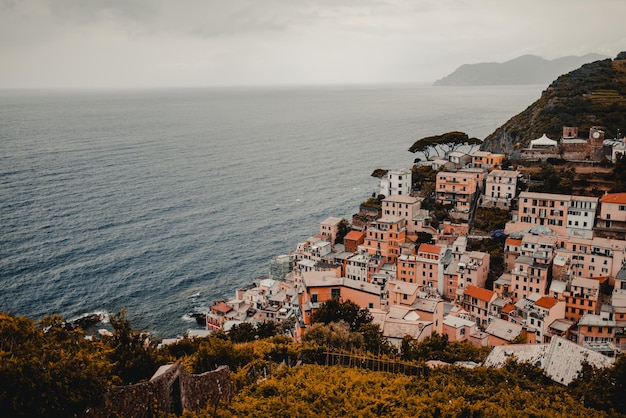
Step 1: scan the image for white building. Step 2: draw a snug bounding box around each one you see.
[379,168,412,197]
[566,196,598,239]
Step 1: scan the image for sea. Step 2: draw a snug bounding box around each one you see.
[0,83,544,338]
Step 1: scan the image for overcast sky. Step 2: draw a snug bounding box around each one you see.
[1,0,624,89]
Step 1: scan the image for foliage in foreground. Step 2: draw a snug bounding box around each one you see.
[190,363,617,418]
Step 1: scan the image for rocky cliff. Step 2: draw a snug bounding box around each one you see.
[480,52,626,155]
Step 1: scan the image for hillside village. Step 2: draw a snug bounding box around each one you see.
[197,124,626,379]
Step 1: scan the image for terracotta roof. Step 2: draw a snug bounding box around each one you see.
[344,230,364,241]
[418,243,442,254]
[212,302,233,314]
[505,238,522,246]
[464,285,495,301]
[502,303,516,314]
[600,192,626,204]
[534,296,559,310]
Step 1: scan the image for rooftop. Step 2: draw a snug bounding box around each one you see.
[484,336,614,385]
[600,192,626,204]
[464,285,495,302]
[534,296,560,310]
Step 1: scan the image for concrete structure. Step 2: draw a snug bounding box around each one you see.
[93,363,231,417]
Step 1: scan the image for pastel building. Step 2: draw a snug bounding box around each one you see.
[481,170,520,209]
[320,217,344,245]
[563,277,603,322]
[298,271,382,325]
[362,216,407,264]
[597,192,626,234]
[577,310,617,356]
[507,192,598,238]
[345,253,369,282]
[442,315,480,343]
[510,235,556,302]
[382,195,428,236]
[435,170,481,214]
[471,151,505,170]
[343,230,365,253]
[611,268,626,350]
[379,168,412,197]
[461,285,498,328]
[554,236,626,283]
[515,296,566,343]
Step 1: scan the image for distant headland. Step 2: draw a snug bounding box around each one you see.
[434,53,608,86]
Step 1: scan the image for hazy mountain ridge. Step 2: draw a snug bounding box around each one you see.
[480,52,626,154]
[434,53,609,86]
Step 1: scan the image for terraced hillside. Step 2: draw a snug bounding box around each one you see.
[481,52,626,155]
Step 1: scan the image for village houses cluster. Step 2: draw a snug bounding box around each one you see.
[204,126,626,367]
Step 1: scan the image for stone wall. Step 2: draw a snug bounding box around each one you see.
[89,363,231,417]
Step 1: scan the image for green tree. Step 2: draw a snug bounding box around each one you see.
[311,299,372,332]
[229,322,257,343]
[409,131,481,160]
[106,310,164,385]
[334,219,351,245]
[0,313,111,418]
[256,321,278,340]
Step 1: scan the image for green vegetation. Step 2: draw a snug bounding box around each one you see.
[206,362,620,418]
[474,207,511,233]
[370,168,389,178]
[360,194,385,210]
[3,310,626,417]
[482,54,626,153]
[409,131,481,160]
[411,164,438,194]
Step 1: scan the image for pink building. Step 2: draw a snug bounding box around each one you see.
[507,192,598,238]
[482,169,520,209]
[597,192,626,234]
[435,170,481,214]
[461,285,497,328]
[320,216,343,245]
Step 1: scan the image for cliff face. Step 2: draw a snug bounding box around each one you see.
[481,52,626,155]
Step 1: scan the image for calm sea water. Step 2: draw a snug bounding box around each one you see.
[0,84,544,337]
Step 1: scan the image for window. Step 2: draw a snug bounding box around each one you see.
[331,288,341,299]
[311,293,318,303]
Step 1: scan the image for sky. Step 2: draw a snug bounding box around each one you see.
[0,0,624,89]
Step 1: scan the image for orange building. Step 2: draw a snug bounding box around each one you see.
[471,151,504,170]
[362,216,407,264]
[564,277,604,322]
[343,230,365,253]
[299,271,382,326]
[435,170,481,214]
